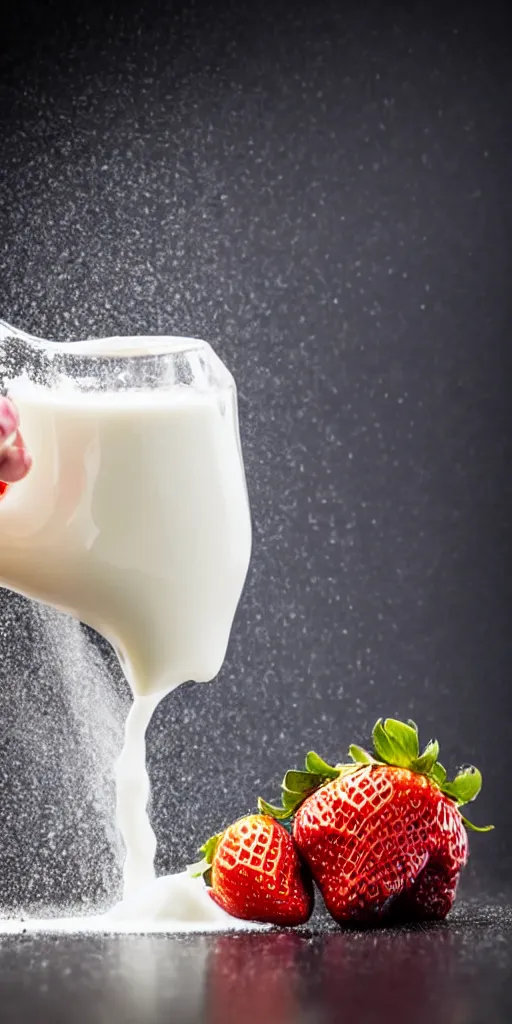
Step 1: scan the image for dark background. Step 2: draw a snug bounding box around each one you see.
[0,0,511,958]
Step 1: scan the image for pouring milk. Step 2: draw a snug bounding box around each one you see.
[0,326,254,931]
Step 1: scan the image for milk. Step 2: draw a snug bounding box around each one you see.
[0,382,251,698]
[0,347,255,930]
[115,694,160,897]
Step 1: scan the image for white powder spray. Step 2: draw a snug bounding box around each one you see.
[0,600,267,933]
[0,598,129,918]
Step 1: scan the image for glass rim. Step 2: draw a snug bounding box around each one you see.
[0,321,234,396]
[0,321,209,360]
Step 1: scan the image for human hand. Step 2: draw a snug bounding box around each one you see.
[0,397,32,484]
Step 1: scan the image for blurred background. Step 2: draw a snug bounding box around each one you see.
[0,0,511,915]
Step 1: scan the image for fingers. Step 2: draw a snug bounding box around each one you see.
[0,398,32,483]
[0,431,32,482]
[0,396,19,445]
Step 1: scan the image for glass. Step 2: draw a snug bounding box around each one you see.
[0,320,252,697]
[0,319,234,394]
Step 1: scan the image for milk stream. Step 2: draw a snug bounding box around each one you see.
[108,692,266,931]
[0,345,262,933]
[115,694,160,900]
[1,673,264,932]
[1,684,264,933]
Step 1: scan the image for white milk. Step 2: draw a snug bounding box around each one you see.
[0,364,254,930]
[115,694,160,898]
[0,383,251,698]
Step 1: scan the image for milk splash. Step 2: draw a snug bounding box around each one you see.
[0,611,262,934]
[107,690,263,932]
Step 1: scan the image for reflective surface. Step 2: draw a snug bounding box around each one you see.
[1,903,511,1024]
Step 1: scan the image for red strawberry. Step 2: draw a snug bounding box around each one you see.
[192,814,313,926]
[259,719,492,925]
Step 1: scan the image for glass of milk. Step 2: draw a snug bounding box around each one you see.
[0,321,252,700]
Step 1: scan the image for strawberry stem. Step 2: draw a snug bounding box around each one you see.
[187,831,223,882]
[258,753,361,822]
[259,717,493,832]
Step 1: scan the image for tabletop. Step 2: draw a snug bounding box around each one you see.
[1,902,511,1024]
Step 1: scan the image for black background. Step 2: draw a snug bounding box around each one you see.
[0,0,512,1019]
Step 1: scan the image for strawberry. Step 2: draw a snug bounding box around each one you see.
[192,814,313,926]
[259,718,492,925]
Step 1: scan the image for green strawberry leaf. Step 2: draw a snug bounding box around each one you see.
[260,753,343,823]
[349,744,376,765]
[260,717,491,836]
[423,738,440,761]
[442,766,483,807]
[372,719,398,764]
[258,797,291,821]
[281,789,305,814]
[200,833,223,863]
[188,831,223,879]
[304,751,341,778]
[283,769,324,794]
[382,718,420,761]
[461,815,494,833]
[372,719,418,767]
[430,761,447,786]
[411,739,440,775]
